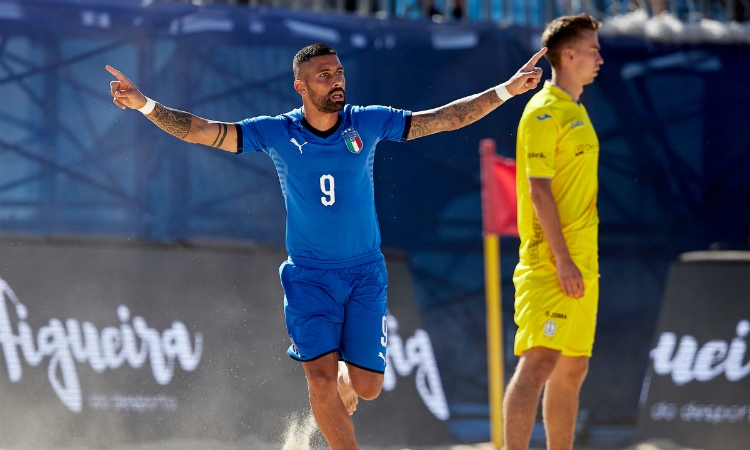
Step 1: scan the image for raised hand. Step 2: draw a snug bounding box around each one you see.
[106,65,148,110]
[504,47,547,96]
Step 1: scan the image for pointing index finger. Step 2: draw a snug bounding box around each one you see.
[524,47,547,69]
[106,65,129,82]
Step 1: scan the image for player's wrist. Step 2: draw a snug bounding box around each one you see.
[494,83,513,102]
[554,252,574,265]
[138,97,156,115]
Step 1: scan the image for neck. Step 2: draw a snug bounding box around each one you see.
[551,70,583,103]
[302,105,340,132]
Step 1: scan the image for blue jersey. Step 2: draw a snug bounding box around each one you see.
[236,105,411,269]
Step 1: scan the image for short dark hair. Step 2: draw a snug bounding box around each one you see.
[541,14,600,69]
[293,43,338,79]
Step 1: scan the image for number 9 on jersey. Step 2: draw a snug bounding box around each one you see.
[320,174,335,206]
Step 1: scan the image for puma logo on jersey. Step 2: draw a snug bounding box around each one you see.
[290,138,307,153]
[378,352,386,363]
[537,114,552,121]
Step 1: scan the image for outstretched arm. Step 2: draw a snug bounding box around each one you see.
[107,65,239,153]
[407,47,547,141]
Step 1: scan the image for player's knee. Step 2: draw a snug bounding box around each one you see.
[516,349,560,386]
[557,358,589,385]
[573,361,589,381]
[354,383,381,401]
[306,371,338,398]
[351,376,383,400]
[517,365,553,388]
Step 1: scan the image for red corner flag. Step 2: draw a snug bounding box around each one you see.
[480,138,518,237]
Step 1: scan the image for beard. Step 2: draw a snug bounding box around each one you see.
[308,86,346,113]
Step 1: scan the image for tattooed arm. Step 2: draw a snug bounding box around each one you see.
[145,103,236,152]
[106,65,238,153]
[408,88,503,140]
[407,47,547,141]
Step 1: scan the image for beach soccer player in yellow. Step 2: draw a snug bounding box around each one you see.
[504,13,604,450]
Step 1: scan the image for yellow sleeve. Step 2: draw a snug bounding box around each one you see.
[519,107,557,179]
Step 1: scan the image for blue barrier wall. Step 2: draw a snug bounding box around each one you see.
[2,0,750,444]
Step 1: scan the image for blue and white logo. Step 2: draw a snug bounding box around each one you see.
[544,320,557,337]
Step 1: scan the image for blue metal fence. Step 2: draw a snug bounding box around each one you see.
[2,0,750,445]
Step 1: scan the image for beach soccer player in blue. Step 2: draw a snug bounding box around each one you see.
[107,43,546,450]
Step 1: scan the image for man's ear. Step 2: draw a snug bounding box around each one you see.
[294,80,305,95]
[561,48,574,65]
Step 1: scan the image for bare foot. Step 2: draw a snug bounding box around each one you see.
[337,361,358,415]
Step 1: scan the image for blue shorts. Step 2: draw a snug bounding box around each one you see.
[279,257,389,373]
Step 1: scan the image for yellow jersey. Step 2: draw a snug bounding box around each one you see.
[515,81,599,265]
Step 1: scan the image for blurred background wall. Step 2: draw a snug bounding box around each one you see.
[1,0,750,447]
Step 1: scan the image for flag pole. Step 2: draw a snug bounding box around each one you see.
[479,139,506,449]
[484,233,505,449]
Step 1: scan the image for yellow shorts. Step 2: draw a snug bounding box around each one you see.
[512,254,599,357]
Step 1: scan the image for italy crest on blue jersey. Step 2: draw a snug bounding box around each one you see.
[342,128,363,154]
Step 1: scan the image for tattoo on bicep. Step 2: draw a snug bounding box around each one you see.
[211,123,228,148]
[147,103,192,140]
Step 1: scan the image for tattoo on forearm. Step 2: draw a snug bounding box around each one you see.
[147,103,192,140]
[408,90,498,140]
[407,117,438,140]
[211,123,228,148]
[446,102,478,124]
[489,90,502,105]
